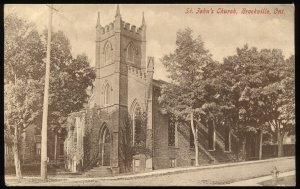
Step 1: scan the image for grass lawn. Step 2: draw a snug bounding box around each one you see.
[258,175,295,186]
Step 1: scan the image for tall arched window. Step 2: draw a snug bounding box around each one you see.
[126,43,135,63]
[168,118,176,147]
[103,83,110,105]
[104,42,113,65]
[133,104,142,145]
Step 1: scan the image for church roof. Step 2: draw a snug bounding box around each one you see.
[152,79,168,88]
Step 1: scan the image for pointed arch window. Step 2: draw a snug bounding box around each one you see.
[104,83,110,105]
[104,42,113,65]
[126,43,136,63]
[133,104,142,145]
[168,118,177,147]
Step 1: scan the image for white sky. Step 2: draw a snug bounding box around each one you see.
[5,4,294,81]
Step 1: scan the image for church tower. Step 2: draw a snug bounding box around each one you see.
[94,5,147,106]
[93,5,153,173]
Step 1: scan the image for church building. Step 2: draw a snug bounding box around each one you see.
[64,5,237,176]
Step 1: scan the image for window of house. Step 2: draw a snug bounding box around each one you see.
[133,105,142,145]
[36,143,41,156]
[104,42,113,65]
[60,143,64,156]
[170,158,176,168]
[168,119,175,146]
[34,127,41,135]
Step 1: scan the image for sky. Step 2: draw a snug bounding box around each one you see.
[5,4,294,81]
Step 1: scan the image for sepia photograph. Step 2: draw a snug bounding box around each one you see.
[4,4,295,186]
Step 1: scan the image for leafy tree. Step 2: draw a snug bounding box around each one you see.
[221,45,294,159]
[43,31,96,133]
[4,13,45,180]
[4,13,95,179]
[263,55,295,157]
[159,28,215,166]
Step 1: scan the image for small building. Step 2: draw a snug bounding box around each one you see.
[4,119,65,174]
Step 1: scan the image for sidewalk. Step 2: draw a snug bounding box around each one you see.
[88,156,295,181]
[5,156,295,183]
[223,170,295,186]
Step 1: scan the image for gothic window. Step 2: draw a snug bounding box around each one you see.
[103,127,111,143]
[126,43,136,63]
[133,104,142,145]
[104,83,110,105]
[168,119,175,146]
[104,42,113,65]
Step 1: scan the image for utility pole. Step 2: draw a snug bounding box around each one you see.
[41,4,53,180]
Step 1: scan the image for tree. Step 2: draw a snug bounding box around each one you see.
[263,55,295,157]
[159,28,215,166]
[44,31,96,133]
[4,13,95,179]
[221,45,294,159]
[4,13,45,180]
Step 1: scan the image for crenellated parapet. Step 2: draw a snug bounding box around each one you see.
[98,20,144,41]
[121,20,144,40]
[127,65,147,80]
[96,5,146,45]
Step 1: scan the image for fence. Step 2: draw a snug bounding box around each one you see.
[262,144,295,159]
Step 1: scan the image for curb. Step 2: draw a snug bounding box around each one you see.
[223,170,295,186]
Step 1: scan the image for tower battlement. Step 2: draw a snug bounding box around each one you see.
[122,21,143,35]
[96,5,146,41]
[127,65,147,80]
[99,20,143,38]
[101,22,115,34]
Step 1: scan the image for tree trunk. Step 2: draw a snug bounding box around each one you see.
[13,126,22,180]
[54,134,57,161]
[190,112,199,166]
[228,125,232,152]
[11,74,22,180]
[259,129,263,160]
[277,131,285,157]
[212,119,216,151]
[241,137,246,161]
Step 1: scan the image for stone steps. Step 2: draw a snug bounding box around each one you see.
[84,166,113,177]
[195,120,236,162]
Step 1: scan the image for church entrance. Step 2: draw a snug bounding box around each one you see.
[99,125,111,166]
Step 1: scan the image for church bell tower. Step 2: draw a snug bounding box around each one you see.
[93,5,152,173]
